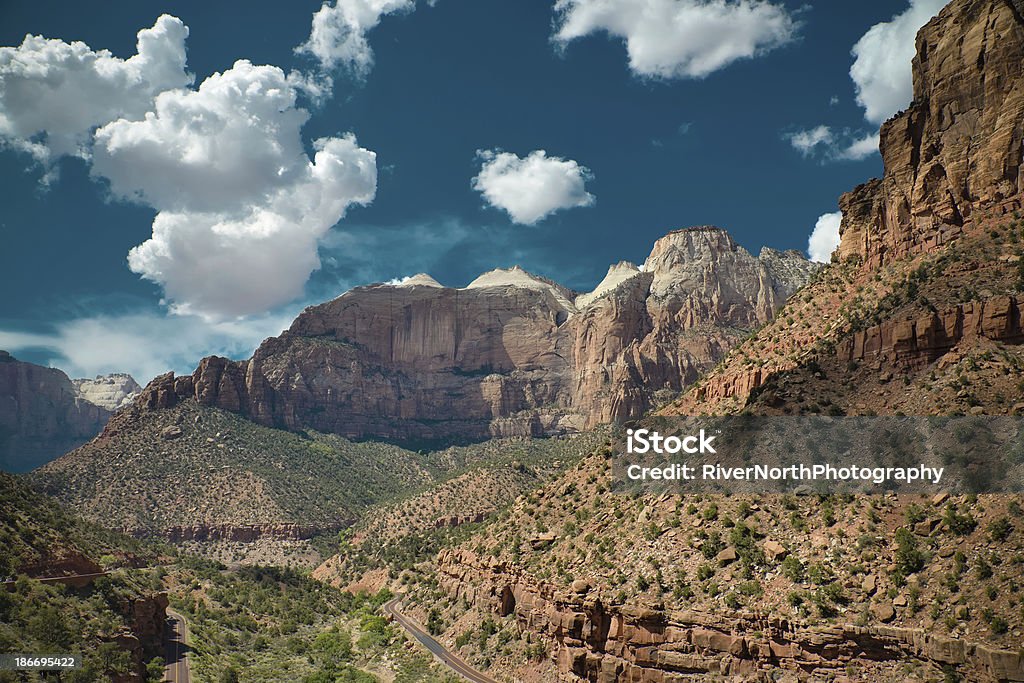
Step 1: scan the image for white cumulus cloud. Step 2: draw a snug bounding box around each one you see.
[297,0,418,77]
[122,133,376,319]
[89,59,378,319]
[472,150,595,225]
[851,0,948,125]
[553,0,798,79]
[0,19,379,320]
[0,15,191,171]
[808,211,842,263]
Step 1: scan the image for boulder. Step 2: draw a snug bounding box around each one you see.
[763,540,787,562]
[871,603,896,623]
[716,548,738,565]
[160,425,183,440]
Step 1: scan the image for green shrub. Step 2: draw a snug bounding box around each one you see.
[988,517,1013,542]
[894,528,926,575]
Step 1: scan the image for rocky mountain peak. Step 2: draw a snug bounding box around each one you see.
[388,273,443,288]
[464,266,577,312]
[648,225,736,259]
[575,261,643,309]
[643,225,817,304]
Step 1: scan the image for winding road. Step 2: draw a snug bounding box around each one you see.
[163,608,192,683]
[383,598,498,683]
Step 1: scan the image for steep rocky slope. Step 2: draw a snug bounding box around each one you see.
[35,397,602,563]
[409,1,1024,681]
[34,399,435,537]
[428,456,1024,682]
[312,430,607,589]
[131,228,816,442]
[0,351,112,472]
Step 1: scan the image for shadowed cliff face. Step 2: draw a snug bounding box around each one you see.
[134,228,817,442]
[0,351,112,472]
[838,0,1024,268]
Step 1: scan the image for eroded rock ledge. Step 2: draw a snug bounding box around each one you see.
[125,522,342,543]
[837,295,1024,368]
[436,549,1024,682]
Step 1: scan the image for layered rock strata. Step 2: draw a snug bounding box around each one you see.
[837,295,1024,367]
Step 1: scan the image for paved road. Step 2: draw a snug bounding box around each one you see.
[383,598,498,683]
[163,608,192,683]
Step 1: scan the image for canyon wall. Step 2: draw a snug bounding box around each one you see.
[0,351,112,472]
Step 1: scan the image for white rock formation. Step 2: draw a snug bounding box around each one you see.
[72,374,141,411]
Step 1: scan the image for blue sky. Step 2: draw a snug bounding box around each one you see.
[0,0,947,381]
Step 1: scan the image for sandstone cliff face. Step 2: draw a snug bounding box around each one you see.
[837,0,1024,267]
[136,228,816,440]
[570,230,813,424]
[0,351,111,472]
[667,0,1024,415]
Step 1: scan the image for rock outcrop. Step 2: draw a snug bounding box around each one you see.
[72,373,141,412]
[837,0,1024,267]
[0,351,112,472]
[837,295,1024,367]
[437,548,1024,682]
[133,522,340,543]
[131,228,817,441]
